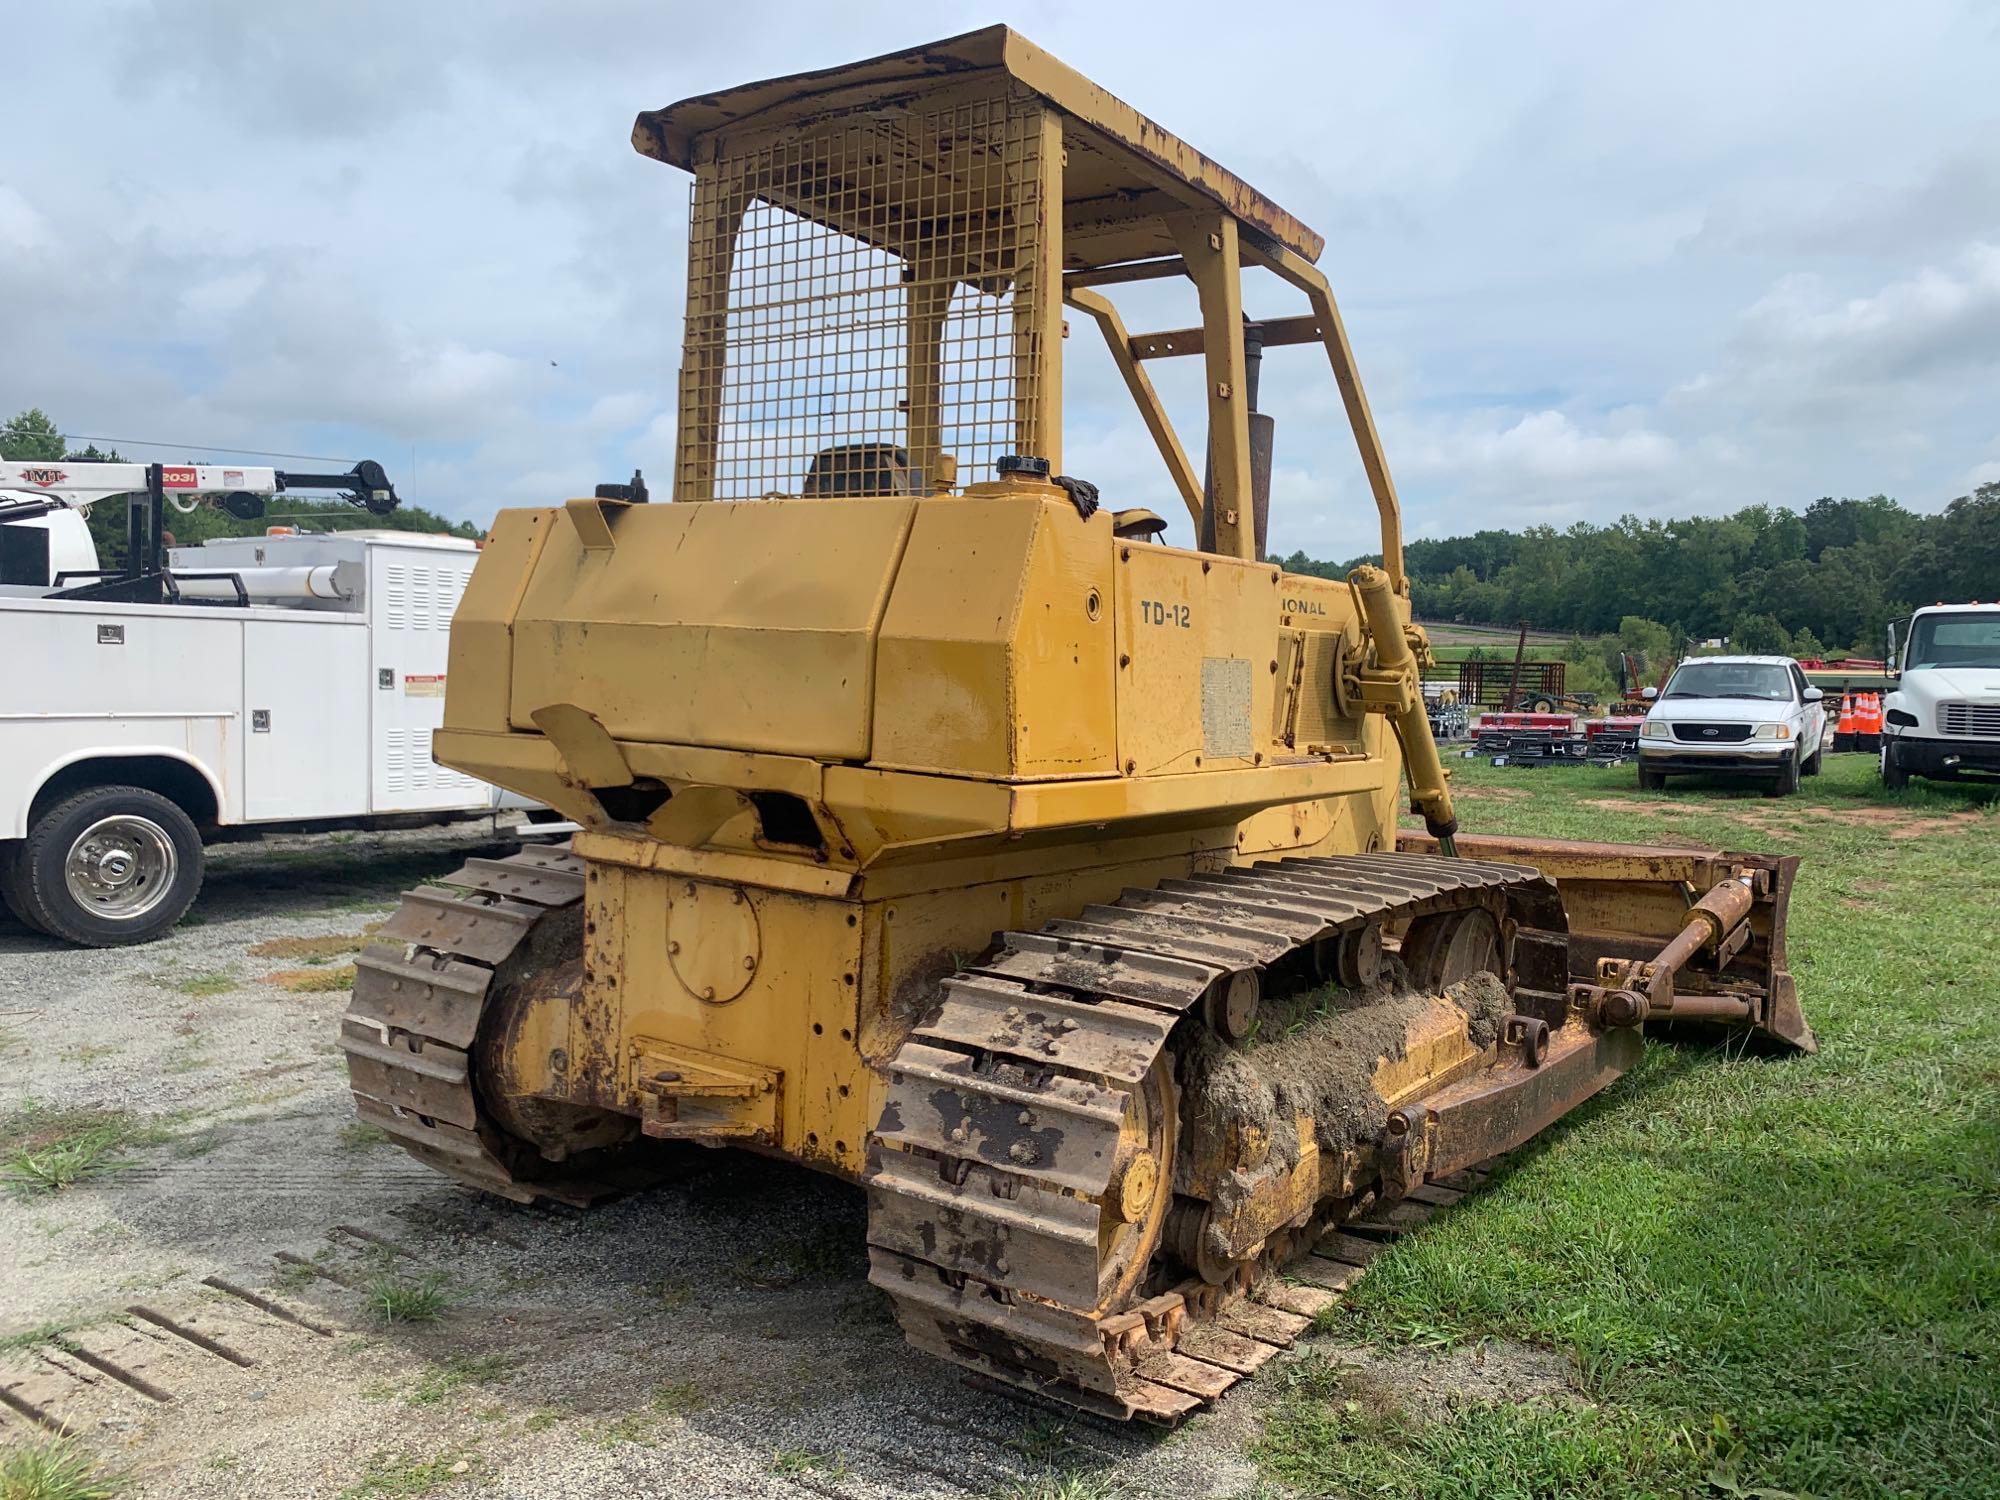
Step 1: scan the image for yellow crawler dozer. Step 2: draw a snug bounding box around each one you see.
[343,27,1813,1421]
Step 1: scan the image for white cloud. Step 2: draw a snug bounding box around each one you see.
[1723,244,2000,389]
[1650,241,2000,490]
[1688,152,2000,260]
[583,392,657,433]
[0,186,49,253]
[178,268,267,323]
[1400,410,1677,487]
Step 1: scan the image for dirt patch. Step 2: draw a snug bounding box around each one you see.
[1564,801,1717,847]
[1581,794,1989,844]
[1317,1337,1586,1424]
[260,964,358,993]
[1885,819,1973,841]
[1453,785,1529,803]
[1578,797,1712,816]
[1732,805,1988,841]
[249,930,376,961]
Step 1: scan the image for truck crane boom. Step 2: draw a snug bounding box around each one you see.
[0,457,397,602]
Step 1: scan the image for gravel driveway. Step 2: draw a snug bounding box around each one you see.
[0,826,1280,1498]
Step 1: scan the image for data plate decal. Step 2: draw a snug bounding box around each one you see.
[1201,656,1253,759]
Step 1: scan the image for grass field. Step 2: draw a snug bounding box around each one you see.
[1426,644,1555,664]
[1417,622,1570,650]
[1258,754,1999,1500]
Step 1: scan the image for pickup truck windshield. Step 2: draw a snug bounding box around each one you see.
[1907,613,2000,671]
[1661,662,1794,701]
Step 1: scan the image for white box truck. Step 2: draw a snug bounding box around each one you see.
[0,523,524,944]
[1880,603,2000,788]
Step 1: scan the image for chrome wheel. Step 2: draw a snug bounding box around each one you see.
[64,815,178,922]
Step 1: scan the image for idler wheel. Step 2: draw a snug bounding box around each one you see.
[1401,905,1502,992]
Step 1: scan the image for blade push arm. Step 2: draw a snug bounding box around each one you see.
[1575,871,1765,1027]
[1349,563,1459,847]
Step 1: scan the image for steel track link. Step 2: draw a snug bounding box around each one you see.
[340,845,612,1205]
[864,852,1561,1422]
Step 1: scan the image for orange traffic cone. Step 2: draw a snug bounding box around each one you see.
[1858,691,1882,751]
[1833,691,1856,751]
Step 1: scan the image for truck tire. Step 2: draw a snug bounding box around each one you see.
[1638,767,1666,791]
[14,787,204,947]
[1880,740,1909,791]
[0,844,49,934]
[1802,741,1823,776]
[1764,749,1801,798]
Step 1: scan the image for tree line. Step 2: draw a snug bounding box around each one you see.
[15,403,1994,668]
[2,408,477,570]
[1278,486,2000,664]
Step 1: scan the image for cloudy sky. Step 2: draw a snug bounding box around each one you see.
[4,1,1996,559]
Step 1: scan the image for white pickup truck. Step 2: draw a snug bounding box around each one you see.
[1880,603,2000,788]
[0,525,526,946]
[1636,655,1828,796]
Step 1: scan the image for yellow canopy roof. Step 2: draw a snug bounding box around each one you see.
[631,25,1325,268]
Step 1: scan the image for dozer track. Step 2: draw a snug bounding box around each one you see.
[345,846,1577,1421]
[340,845,651,1207]
[865,851,1567,1423]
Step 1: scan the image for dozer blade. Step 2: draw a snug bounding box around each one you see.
[1398,832,1814,1053]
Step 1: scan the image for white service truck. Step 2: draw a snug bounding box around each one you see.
[0,460,528,945]
[1880,603,2000,789]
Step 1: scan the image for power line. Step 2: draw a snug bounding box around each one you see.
[62,434,360,464]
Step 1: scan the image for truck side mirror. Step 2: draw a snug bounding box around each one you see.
[1802,687,1823,704]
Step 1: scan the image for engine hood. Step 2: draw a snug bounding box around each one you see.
[1898,667,2000,700]
[1646,697,1793,725]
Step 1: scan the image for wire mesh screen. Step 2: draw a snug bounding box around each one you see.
[676,88,1053,501]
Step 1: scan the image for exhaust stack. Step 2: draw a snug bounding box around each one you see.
[1202,321,1274,559]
